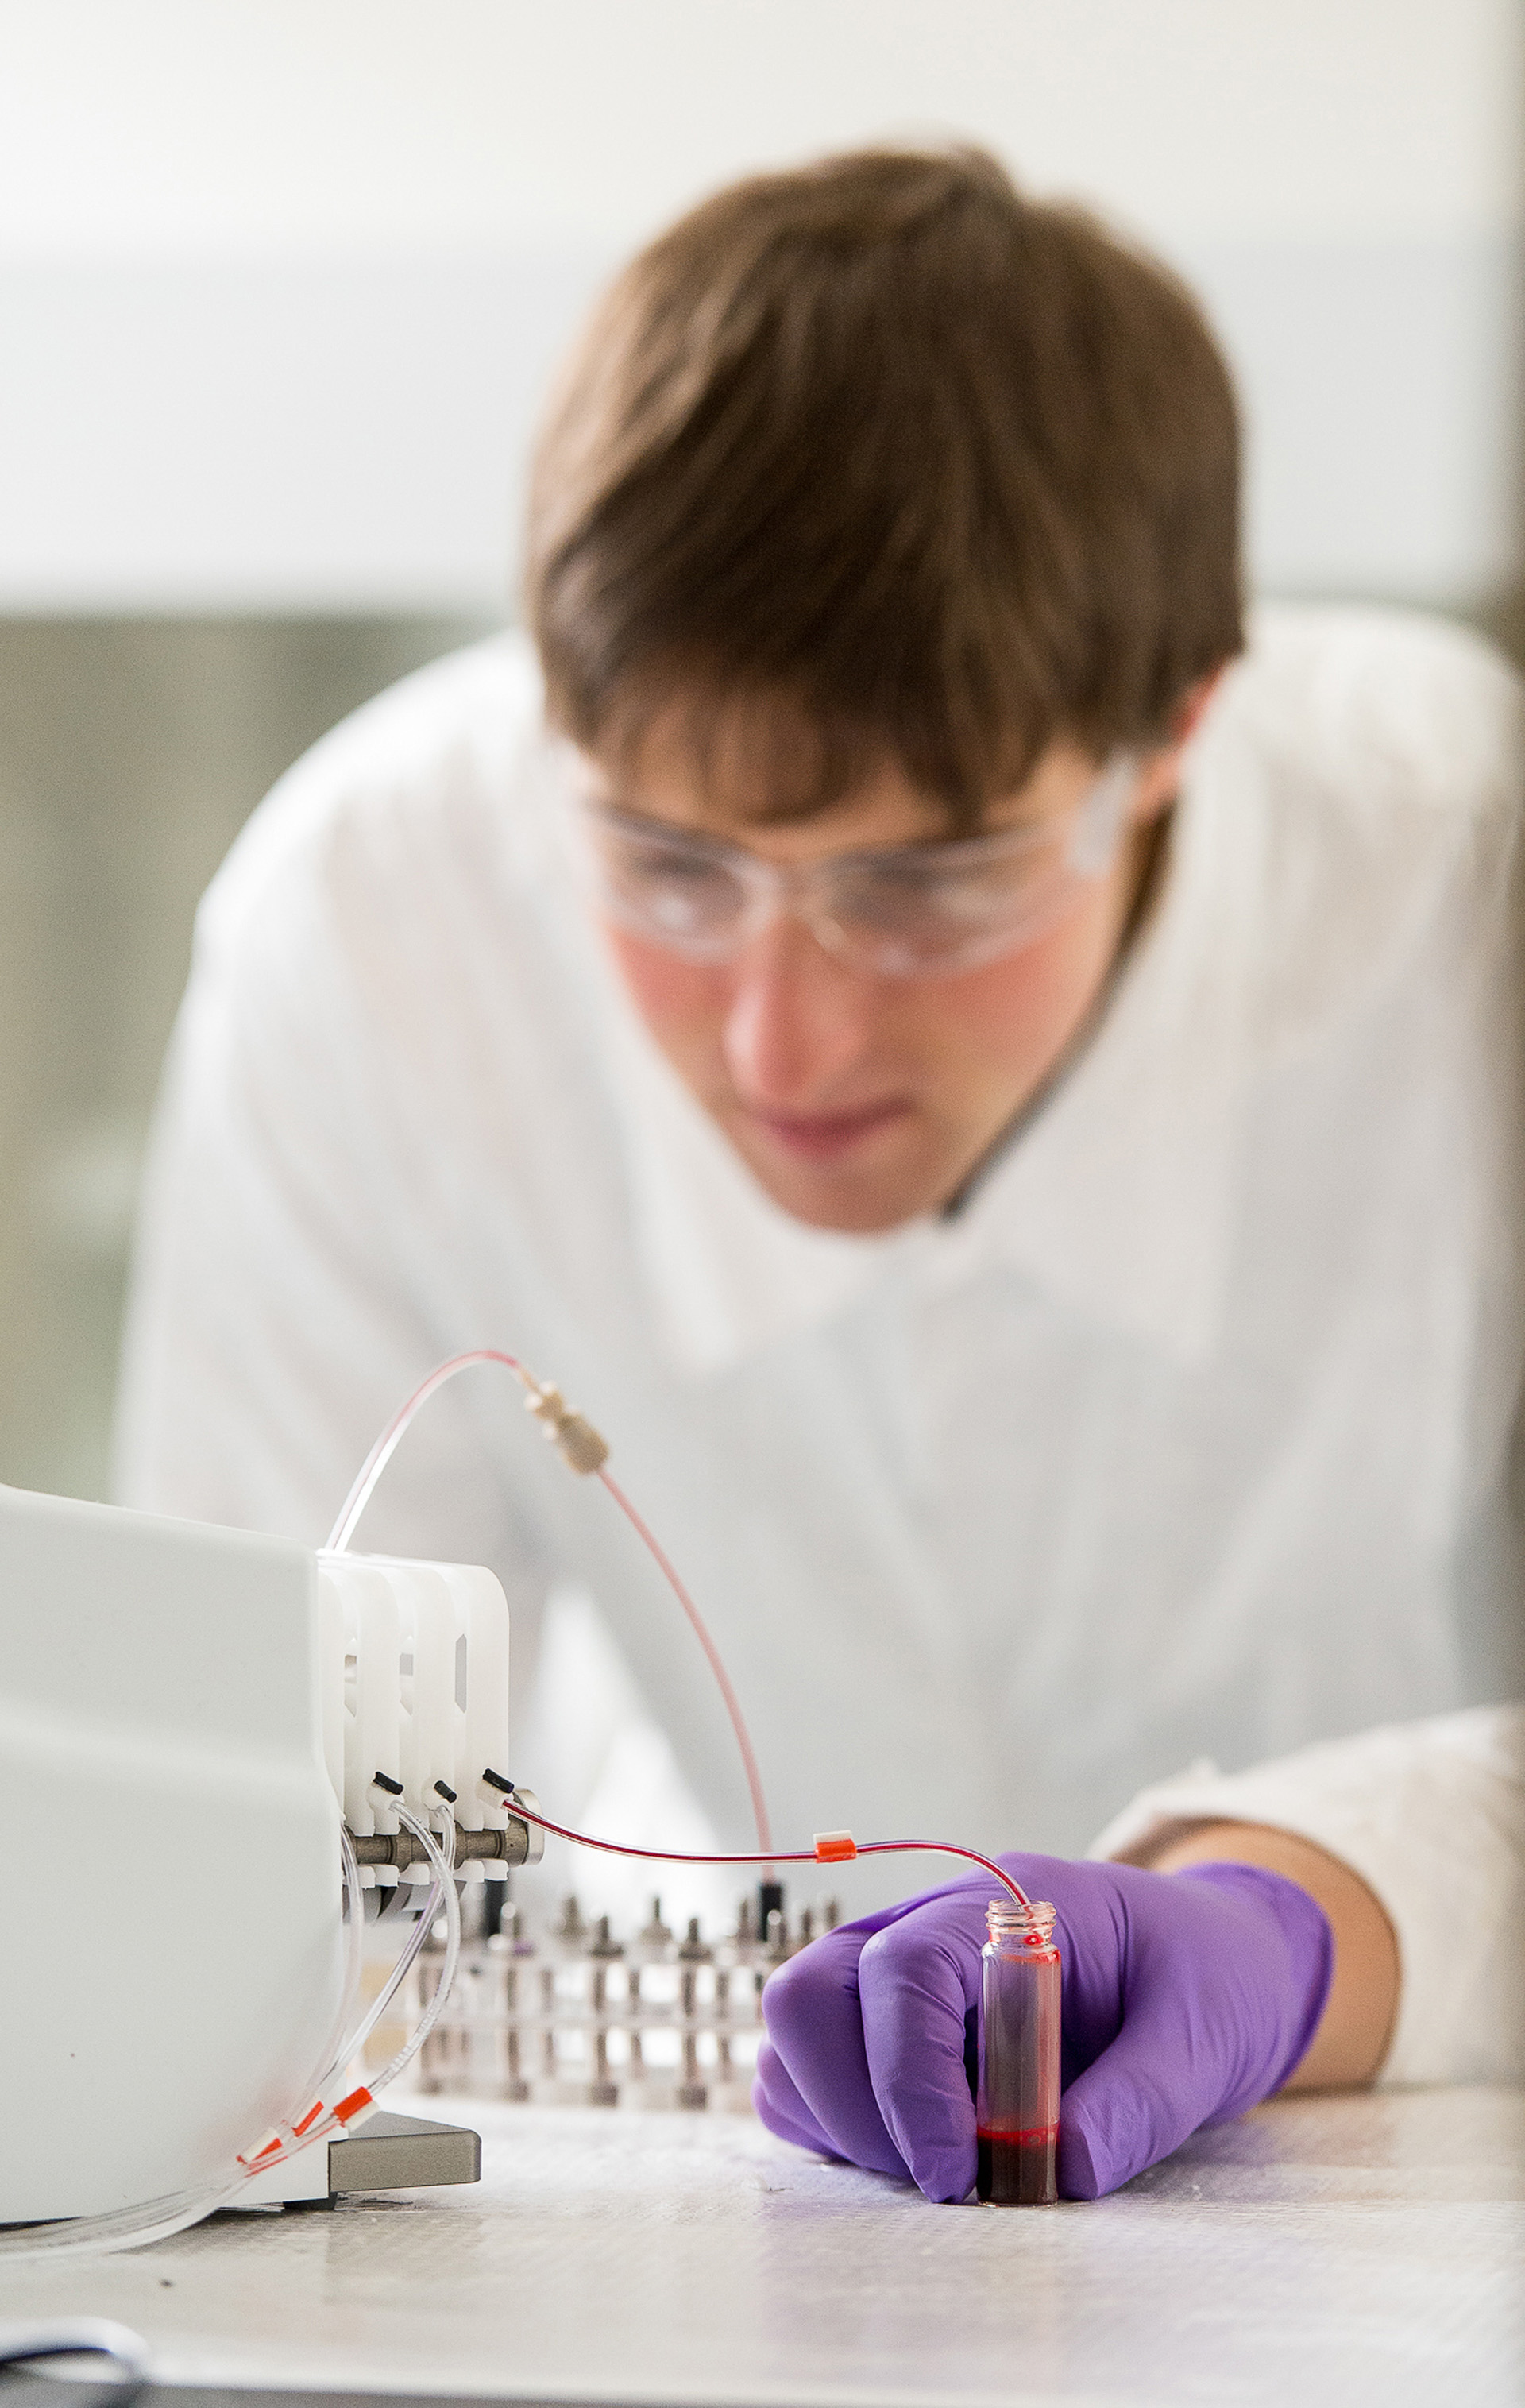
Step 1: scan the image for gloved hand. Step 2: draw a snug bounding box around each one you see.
[755,1853,1334,2201]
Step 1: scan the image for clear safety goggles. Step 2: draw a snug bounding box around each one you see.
[567,751,1136,979]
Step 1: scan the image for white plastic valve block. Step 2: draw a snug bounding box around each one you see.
[316,1553,512,1872]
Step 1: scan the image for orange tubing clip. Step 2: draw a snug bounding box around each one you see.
[813,1830,859,1865]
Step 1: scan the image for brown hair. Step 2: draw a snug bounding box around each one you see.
[526,146,1242,831]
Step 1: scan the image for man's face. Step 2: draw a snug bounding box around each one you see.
[581,706,1185,1235]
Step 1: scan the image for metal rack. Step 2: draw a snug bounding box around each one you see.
[415,1892,839,2112]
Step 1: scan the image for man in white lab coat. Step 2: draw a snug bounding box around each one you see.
[116,149,1523,2197]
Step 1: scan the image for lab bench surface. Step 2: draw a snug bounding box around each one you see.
[2,2087,1520,2408]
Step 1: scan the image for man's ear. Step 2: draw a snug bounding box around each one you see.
[1133,663,1231,821]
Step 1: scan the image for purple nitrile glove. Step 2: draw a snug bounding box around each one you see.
[755,1852,1333,2202]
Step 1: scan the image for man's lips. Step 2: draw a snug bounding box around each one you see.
[740,1099,915,1161]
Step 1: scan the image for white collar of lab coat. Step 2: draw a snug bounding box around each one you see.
[574,734,1252,1381]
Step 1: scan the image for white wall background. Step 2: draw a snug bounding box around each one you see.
[0,0,1519,612]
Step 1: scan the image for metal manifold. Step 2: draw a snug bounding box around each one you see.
[411,1892,841,2114]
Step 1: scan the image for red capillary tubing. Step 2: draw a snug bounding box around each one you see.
[490,1789,1030,1911]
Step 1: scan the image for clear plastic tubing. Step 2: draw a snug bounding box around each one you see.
[0,1809,458,2263]
[975,1896,1060,2205]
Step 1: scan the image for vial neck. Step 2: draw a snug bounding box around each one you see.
[986,1900,1056,1949]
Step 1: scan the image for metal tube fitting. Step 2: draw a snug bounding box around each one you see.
[350,1791,544,1871]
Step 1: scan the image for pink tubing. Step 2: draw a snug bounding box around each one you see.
[326,1349,775,1857]
[596,1465,774,1859]
[330,1347,1029,1912]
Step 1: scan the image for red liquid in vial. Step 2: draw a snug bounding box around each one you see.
[976,2124,1058,2205]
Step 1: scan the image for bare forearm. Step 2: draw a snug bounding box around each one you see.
[1141,1822,1400,2089]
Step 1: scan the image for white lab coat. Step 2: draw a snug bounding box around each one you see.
[115,606,1525,2083]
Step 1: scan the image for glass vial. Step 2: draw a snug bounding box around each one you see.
[975,1897,1060,2205]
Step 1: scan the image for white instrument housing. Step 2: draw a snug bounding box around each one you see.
[0,1482,512,2221]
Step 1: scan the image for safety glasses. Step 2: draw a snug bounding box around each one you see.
[566,752,1136,979]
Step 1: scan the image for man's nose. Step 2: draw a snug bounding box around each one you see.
[720,913,875,1104]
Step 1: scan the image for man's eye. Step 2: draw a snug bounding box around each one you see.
[841,859,971,917]
[856,856,931,897]
[604,840,747,928]
[625,848,733,894]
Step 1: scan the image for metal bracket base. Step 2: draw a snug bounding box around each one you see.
[234,2112,481,2209]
